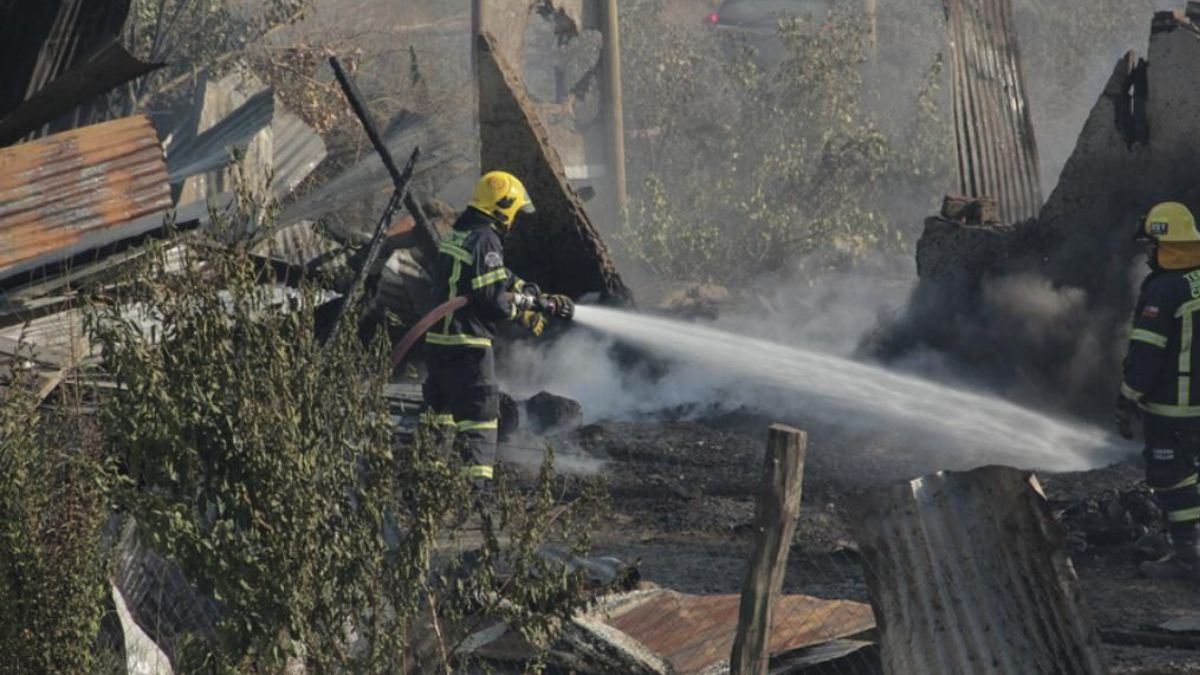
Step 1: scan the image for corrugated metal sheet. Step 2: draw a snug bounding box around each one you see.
[943,0,1043,224]
[0,41,162,147]
[0,197,219,289]
[175,72,274,210]
[0,0,146,144]
[271,108,327,198]
[171,71,325,207]
[0,306,87,362]
[277,111,452,229]
[848,466,1106,675]
[592,589,875,674]
[0,305,89,400]
[247,220,341,270]
[0,115,171,276]
[167,88,275,182]
[0,0,130,118]
[114,518,222,654]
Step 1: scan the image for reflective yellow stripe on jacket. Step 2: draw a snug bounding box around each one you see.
[1131,329,1169,348]
[472,268,509,289]
[437,240,472,263]
[426,333,492,348]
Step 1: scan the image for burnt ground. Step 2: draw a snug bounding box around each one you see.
[498,408,1200,674]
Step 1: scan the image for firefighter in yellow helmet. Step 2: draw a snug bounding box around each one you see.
[1118,201,1200,582]
[422,171,574,489]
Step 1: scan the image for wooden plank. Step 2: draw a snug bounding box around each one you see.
[730,424,808,675]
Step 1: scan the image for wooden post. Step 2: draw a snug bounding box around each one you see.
[730,424,808,675]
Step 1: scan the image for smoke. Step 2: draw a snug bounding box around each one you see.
[497,251,1136,481]
[500,254,917,420]
[872,214,1150,424]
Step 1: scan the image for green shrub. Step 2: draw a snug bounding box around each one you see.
[0,373,114,674]
[88,238,403,671]
[87,226,607,671]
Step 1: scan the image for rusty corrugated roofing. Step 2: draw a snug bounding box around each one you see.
[593,589,874,674]
[0,115,171,276]
[849,466,1107,675]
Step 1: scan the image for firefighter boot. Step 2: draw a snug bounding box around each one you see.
[1140,523,1200,583]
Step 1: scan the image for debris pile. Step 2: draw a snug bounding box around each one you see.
[461,586,877,674]
[1056,486,1163,554]
[878,10,1200,416]
[0,7,643,668]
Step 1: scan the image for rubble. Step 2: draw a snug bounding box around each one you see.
[1056,486,1162,554]
[477,32,631,304]
[525,391,584,433]
[939,195,999,225]
[878,10,1200,414]
[466,587,876,674]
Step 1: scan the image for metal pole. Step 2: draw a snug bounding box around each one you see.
[471,0,484,76]
[600,0,628,220]
[865,0,878,62]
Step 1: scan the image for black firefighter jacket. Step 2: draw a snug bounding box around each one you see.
[1123,266,1200,427]
[425,208,526,350]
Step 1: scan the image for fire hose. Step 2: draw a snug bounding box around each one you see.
[389,296,468,368]
[388,293,575,368]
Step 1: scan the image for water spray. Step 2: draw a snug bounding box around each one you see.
[569,305,1134,472]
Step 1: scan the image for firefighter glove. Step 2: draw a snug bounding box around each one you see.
[1115,394,1139,440]
[516,309,548,337]
[543,294,575,321]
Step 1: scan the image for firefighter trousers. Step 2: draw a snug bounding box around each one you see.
[1144,418,1200,538]
[423,345,500,481]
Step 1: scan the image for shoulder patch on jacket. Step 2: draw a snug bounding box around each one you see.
[1143,305,1160,319]
[484,251,503,269]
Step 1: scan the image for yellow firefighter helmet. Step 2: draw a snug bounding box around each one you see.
[1141,202,1200,243]
[469,171,535,228]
